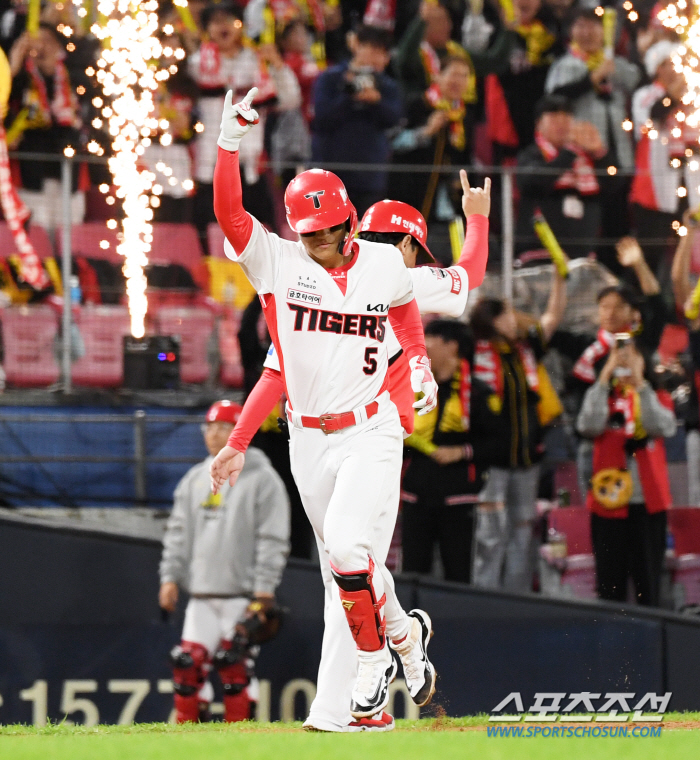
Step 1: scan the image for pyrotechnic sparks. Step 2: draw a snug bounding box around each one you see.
[86,0,190,338]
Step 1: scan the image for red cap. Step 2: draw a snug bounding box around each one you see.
[359,200,435,264]
[206,400,243,425]
[285,169,358,256]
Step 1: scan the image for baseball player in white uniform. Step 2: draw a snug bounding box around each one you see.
[159,400,290,723]
[209,88,440,728]
[215,157,491,730]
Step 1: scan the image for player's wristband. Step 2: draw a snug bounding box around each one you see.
[462,444,473,461]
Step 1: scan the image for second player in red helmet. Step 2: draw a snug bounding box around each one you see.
[359,199,434,265]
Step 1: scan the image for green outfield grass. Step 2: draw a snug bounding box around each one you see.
[2,716,700,760]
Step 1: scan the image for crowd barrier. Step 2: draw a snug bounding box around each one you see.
[2,511,700,723]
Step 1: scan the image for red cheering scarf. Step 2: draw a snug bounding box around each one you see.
[0,126,49,290]
[572,329,615,383]
[588,382,672,518]
[535,131,599,196]
[473,339,539,399]
[25,56,77,128]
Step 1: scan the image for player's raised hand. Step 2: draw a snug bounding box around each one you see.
[409,355,438,416]
[460,170,491,219]
[210,445,246,493]
[217,87,260,152]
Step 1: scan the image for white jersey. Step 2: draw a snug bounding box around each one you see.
[263,262,468,371]
[225,219,414,416]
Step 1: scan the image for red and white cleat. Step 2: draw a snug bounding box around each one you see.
[348,711,395,732]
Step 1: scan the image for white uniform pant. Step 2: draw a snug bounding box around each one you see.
[181,597,255,704]
[288,394,410,731]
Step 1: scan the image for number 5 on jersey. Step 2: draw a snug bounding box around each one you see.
[363,347,378,375]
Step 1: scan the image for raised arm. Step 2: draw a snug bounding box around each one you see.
[539,269,567,343]
[213,89,258,254]
[456,170,490,289]
[616,236,660,296]
[671,209,699,312]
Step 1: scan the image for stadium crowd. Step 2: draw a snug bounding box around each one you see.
[1,0,700,610]
[0,0,693,263]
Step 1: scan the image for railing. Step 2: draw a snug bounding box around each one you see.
[1,151,682,395]
[0,410,204,506]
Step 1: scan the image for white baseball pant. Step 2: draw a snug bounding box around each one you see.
[288,393,411,731]
[181,597,255,703]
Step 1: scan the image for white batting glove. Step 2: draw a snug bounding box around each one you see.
[217,87,260,153]
[409,355,438,416]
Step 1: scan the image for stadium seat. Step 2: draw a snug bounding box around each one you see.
[0,305,60,387]
[72,306,131,387]
[0,222,54,259]
[539,507,596,600]
[155,306,215,384]
[218,307,244,388]
[56,222,122,263]
[553,461,584,507]
[207,222,226,258]
[667,508,700,608]
[150,223,209,292]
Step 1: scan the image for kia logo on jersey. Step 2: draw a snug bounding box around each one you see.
[366,303,389,312]
[304,190,325,209]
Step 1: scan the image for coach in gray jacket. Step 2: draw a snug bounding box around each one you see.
[159,399,290,723]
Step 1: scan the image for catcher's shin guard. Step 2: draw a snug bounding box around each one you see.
[331,558,386,651]
[170,641,209,723]
[213,643,255,722]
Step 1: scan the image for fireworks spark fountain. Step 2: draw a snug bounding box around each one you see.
[87,0,185,338]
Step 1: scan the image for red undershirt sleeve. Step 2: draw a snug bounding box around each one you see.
[388,298,427,362]
[226,368,285,452]
[455,213,489,289]
[213,147,254,254]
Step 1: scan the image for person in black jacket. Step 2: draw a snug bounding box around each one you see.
[389,54,476,224]
[469,266,567,591]
[311,24,402,217]
[516,94,605,261]
[401,319,499,583]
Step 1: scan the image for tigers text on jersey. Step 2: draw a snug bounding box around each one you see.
[225,219,414,416]
[263,262,469,371]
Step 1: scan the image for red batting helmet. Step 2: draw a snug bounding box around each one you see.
[359,200,435,265]
[284,169,358,256]
[206,400,243,425]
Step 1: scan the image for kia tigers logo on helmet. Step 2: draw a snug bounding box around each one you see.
[304,190,325,209]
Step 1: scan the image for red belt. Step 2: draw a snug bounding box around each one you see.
[291,400,379,434]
